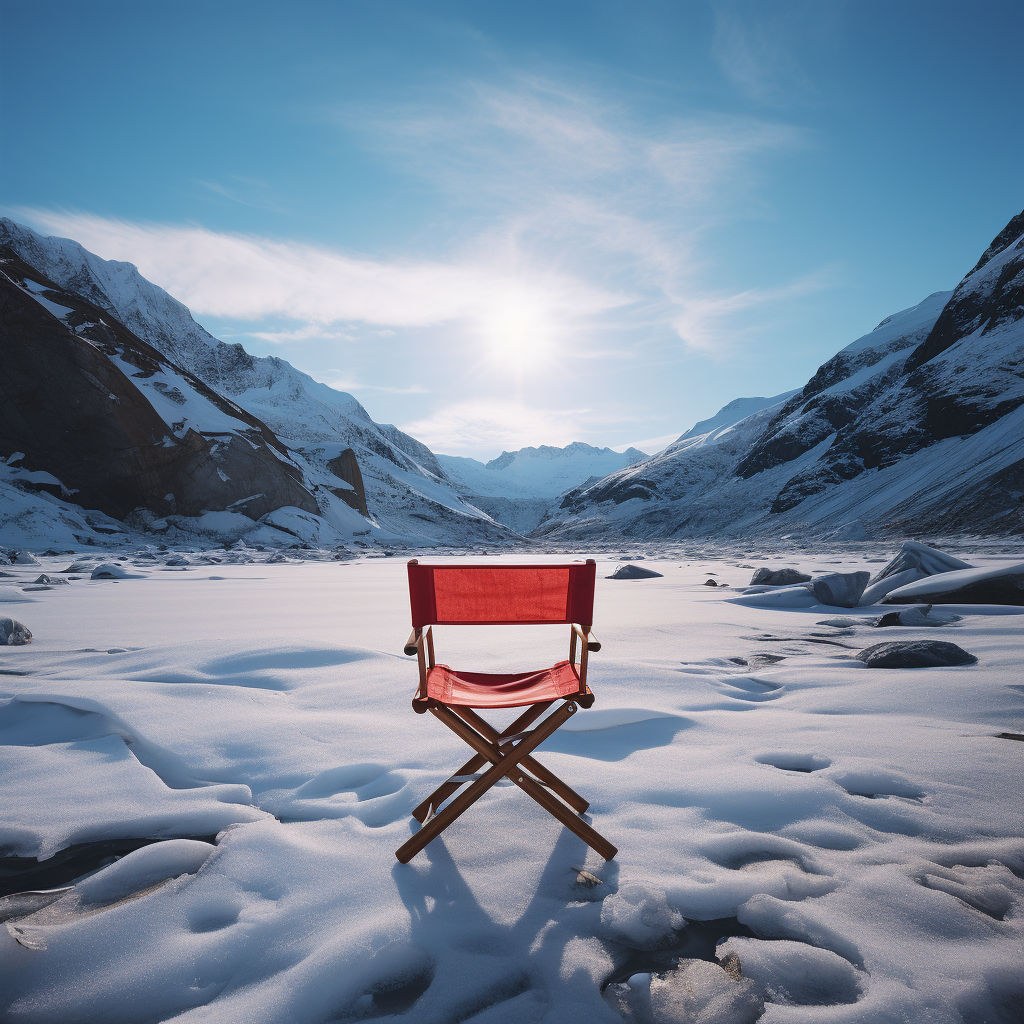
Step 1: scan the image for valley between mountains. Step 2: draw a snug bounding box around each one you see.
[1,210,1022,551]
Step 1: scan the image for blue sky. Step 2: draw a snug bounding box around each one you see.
[4,1,1022,458]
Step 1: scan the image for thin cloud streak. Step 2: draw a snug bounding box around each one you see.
[333,72,816,351]
[15,207,629,338]
[316,372,427,395]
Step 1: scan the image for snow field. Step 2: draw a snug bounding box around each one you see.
[0,552,1022,1023]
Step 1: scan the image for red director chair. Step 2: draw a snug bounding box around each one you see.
[396,559,618,864]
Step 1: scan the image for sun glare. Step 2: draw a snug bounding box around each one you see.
[480,296,557,372]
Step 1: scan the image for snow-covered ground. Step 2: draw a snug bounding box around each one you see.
[1,547,1022,1023]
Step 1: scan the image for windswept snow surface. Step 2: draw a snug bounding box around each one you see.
[1,548,1022,1023]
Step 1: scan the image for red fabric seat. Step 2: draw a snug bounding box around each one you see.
[426,660,583,708]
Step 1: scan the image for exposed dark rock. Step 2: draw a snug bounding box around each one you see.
[904,219,1024,374]
[704,579,718,586]
[883,571,1024,606]
[0,617,32,645]
[748,653,787,667]
[325,447,368,516]
[873,605,961,627]
[856,640,977,668]
[806,572,870,608]
[0,248,320,524]
[606,564,664,579]
[750,567,811,586]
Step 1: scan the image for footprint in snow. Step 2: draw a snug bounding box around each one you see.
[716,677,784,703]
[755,752,832,773]
[261,763,411,828]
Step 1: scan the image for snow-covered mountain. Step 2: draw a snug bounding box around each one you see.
[673,391,801,445]
[438,442,647,499]
[537,209,1024,541]
[0,219,516,546]
[0,246,387,549]
[436,442,648,534]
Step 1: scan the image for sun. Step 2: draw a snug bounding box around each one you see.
[480,296,557,373]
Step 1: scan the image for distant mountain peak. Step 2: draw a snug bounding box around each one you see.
[486,441,645,471]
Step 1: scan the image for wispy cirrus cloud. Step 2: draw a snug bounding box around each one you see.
[244,324,357,344]
[195,176,292,214]
[313,371,427,395]
[712,2,839,106]
[331,72,818,351]
[14,207,628,343]
[667,268,838,351]
[16,72,821,362]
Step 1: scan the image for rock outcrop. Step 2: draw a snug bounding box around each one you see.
[0,248,319,524]
[535,209,1024,541]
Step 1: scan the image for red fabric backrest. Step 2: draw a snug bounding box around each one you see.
[408,561,596,628]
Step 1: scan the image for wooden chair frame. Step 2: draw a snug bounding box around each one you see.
[395,564,618,864]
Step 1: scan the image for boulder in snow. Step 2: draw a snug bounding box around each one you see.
[0,617,32,645]
[91,563,147,580]
[750,567,811,586]
[806,571,870,608]
[856,640,977,668]
[858,568,928,606]
[870,541,972,584]
[13,551,40,565]
[883,562,1024,606]
[60,562,95,574]
[873,605,961,628]
[606,564,664,580]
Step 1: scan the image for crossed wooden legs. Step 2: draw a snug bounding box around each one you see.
[395,700,618,864]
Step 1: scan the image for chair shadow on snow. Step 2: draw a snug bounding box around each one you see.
[375,827,613,1023]
[542,716,694,761]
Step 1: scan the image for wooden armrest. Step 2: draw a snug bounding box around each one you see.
[572,624,601,653]
[404,629,422,656]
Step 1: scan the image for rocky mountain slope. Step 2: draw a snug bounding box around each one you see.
[537,209,1024,540]
[0,219,515,546]
[0,247,381,549]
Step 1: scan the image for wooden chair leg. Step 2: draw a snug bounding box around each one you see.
[508,768,617,860]
[453,706,591,815]
[395,703,576,864]
[410,704,552,822]
[439,705,617,861]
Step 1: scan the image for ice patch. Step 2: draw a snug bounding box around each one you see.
[600,882,684,949]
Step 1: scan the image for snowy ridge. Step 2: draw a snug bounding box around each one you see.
[669,391,801,448]
[437,442,647,500]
